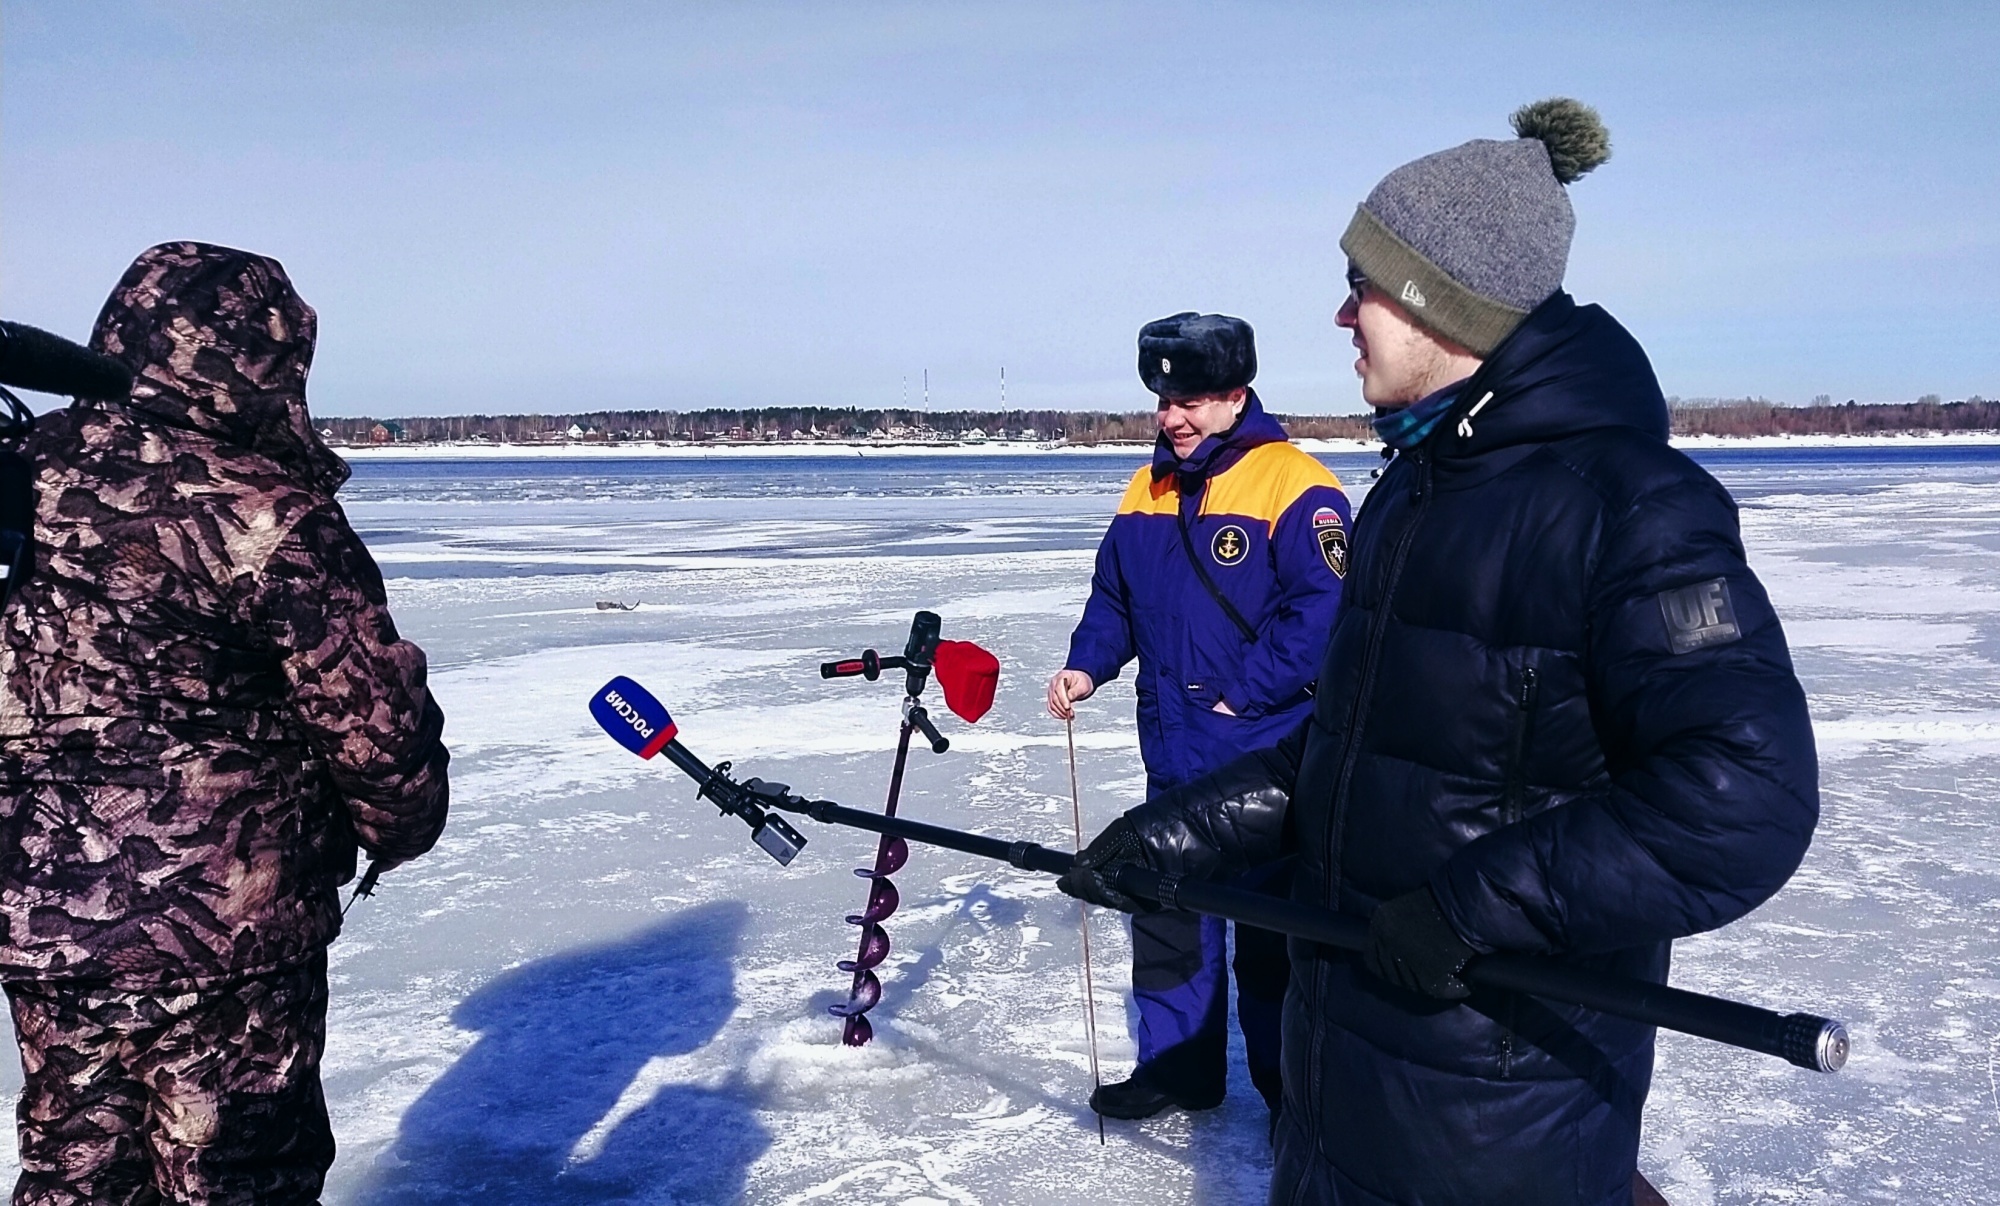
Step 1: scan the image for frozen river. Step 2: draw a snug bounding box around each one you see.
[3,446,1995,1203]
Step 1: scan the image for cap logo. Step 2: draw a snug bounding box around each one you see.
[1161,357,1172,374]
[1400,280,1428,309]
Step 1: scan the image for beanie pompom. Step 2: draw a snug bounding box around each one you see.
[1509,98,1611,185]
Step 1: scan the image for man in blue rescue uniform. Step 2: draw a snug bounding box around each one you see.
[1047,313,1350,1122]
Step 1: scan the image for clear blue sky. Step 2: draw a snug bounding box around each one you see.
[5,2,1994,416]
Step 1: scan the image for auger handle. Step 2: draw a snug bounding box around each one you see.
[821,649,879,680]
[906,703,949,754]
[820,649,912,681]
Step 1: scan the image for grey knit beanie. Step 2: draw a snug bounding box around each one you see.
[1339,98,1611,356]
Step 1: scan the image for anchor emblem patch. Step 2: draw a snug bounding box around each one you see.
[1211,524,1249,567]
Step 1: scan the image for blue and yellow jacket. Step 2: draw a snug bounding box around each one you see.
[1065,391,1350,792]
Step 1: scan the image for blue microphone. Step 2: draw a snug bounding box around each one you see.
[589,675,807,865]
[591,675,678,759]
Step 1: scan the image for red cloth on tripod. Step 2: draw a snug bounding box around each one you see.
[933,640,999,723]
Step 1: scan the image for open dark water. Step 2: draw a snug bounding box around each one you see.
[339,444,2000,505]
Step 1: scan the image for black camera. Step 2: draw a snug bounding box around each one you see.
[0,319,135,610]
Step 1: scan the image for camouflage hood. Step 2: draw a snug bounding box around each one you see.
[89,241,350,496]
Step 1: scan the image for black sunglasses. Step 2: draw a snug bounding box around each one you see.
[1345,269,1370,307]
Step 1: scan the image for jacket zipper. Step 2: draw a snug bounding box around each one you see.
[1324,447,1433,902]
[1301,446,1434,1169]
[1502,666,1538,826]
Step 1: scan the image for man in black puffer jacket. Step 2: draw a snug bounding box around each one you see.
[1062,99,1819,1206]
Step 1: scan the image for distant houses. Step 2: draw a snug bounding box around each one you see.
[312,397,2000,452]
[318,409,1282,448]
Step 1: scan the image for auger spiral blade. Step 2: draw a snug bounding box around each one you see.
[828,969,883,1019]
[854,836,909,879]
[845,877,900,924]
[838,923,892,973]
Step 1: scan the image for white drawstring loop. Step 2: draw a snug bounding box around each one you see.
[1457,391,1496,439]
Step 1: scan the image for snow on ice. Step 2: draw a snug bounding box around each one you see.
[0,448,1994,1203]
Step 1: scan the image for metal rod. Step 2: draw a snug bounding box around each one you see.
[1066,719,1106,1143]
[883,720,915,823]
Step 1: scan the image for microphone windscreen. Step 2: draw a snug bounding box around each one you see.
[0,321,133,399]
[591,675,678,758]
[934,640,1000,724]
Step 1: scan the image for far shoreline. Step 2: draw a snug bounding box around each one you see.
[332,431,2000,461]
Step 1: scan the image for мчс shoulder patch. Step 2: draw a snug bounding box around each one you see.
[1311,506,1347,578]
[1658,578,1741,654]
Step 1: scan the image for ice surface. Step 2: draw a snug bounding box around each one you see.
[0,447,1994,1203]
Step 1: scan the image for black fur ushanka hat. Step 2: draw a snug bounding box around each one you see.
[1137,312,1256,401]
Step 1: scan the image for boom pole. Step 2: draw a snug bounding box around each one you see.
[653,738,1850,1075]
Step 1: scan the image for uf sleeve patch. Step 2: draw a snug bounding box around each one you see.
[1658,578,1741,654]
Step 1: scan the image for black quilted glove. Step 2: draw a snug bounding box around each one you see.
[1363,887,1478,1000]
[1057,816,1155,913]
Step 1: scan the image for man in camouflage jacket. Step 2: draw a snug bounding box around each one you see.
[0,242,450,1205]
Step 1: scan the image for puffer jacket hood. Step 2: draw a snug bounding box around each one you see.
[1432,291,1668,458]
[88,241,350,497]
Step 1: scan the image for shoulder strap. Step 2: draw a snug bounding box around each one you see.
[1177,510,1258,645]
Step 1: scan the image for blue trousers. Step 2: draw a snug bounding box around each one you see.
[1129,859,1290,1109]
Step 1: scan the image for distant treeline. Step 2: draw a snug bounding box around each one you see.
[321,398,1996,446]
[1667,396,1999,438]
[321,407,1374,444]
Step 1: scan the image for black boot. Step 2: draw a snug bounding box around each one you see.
[1089,1065,1225,1120]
